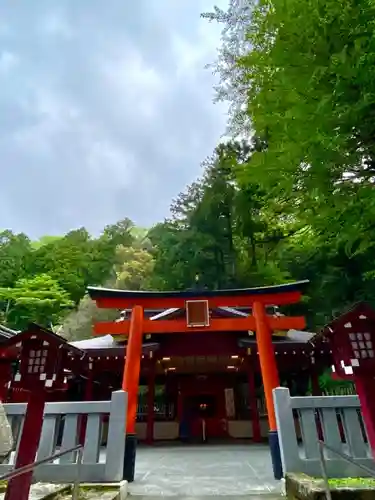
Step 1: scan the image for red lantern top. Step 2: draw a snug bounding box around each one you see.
[321,302,375,379]
[2,324,84,392]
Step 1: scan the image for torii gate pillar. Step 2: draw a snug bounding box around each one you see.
[253,301,283,479]
[122,305,144,482]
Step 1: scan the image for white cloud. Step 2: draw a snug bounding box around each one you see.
[39,10,74,39]
[100,47,166,119]
[87,139,136,188]
[12,89,79,156]
[0,50,18,74]
[0,0,228,237]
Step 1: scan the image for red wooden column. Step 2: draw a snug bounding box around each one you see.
[5,390,45,500]
[0,362,11,402]
[247,358,261,442]
[146,359,156,445]
[122,305,144,482]
[177,387,183,422]
[253,301,282,479]
[85,369,94,400]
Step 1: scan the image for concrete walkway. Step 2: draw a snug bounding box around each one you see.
[128,444,284,498]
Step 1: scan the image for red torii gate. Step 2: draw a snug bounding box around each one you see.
[88,280,309,481]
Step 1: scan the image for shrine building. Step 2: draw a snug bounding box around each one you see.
[0,281,333,446]
[72,281,330,445]
[0,280,336,483]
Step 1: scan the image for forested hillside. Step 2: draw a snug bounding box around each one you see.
[1,0,375,337]
[0,221,153,338]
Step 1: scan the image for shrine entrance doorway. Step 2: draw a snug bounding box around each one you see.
[179,374,229,441]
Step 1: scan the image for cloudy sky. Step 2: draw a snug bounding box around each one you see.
[0,1,228,238]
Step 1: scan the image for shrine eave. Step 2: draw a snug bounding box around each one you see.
[313,301,375,343]
[0,324,19,343]
[88,280,309,299]
[68,337,160,359]
[0,323,85,358]
[238,339,314,351]
[87,280,309,308]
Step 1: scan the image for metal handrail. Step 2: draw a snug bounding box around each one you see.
[0,444,83,500]
[318,440,375,500]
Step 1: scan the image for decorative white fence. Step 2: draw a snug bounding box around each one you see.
[273,387,374,477]
[1,390,127,483]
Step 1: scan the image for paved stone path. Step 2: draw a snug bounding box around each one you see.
[128,444,284,498]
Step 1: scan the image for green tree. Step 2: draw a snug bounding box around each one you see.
[31,235,62,250]
[0,274,74,330]
[58,294,118,341]
[234,0,375,244]
[201,1,253,131]
[148,141,295,291]
[27,219,134,304]
[101,218,134,247]
[199,0,375,330]
[0,230,32,287]
[115,246,154,291]
[60,231,154,341]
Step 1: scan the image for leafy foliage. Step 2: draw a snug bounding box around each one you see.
[61,237,155,341]
[0,274,73,330]
[0,218,146,336]
[58,294,118,341]
[149,141,294,292]
[115,246,154,291]
[201,1,253,131]
[193,0,375,331]
[230,0,375,248]
[0,231,32,288]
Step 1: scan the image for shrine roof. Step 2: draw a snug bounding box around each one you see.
[308,302,375,349]
[0,324,19,343]
[0,323,84,357]
[69,335,159,357]
[284,329,315,342]
[69,329,313,356]
[238,329,315,345]
[88,280,309,300]
[70,334,117,349]
[323,302,375,336]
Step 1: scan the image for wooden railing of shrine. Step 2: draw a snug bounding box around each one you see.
[273,387,373,478]
[0,390,127,483]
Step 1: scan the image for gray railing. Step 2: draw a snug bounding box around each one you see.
[318,440,375,500]
[2,390,127,483]
[273,387,374,477]
[0,445,83,500]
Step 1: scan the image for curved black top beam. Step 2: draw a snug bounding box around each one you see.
[87,280,309,300]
